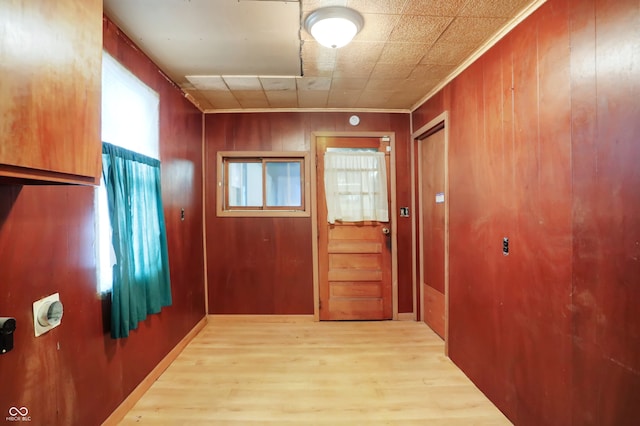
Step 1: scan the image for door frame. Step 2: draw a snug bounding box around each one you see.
[311,131,398,321]
[411,111,449,354]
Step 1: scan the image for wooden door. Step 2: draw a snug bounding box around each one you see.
[420,129,446,338]
[316,136,392,320]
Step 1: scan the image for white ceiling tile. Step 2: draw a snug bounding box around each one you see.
[459,0,533,18]
[298,90,329,108]
[186,75,228,91]
[233,90,270,108]
[260,77,298,91]
[265,90,299,108]
[223,76,263,91]
[438,17,508,44]
[199,91,241,109]
[346,0,406,15]
[327,89,361,108]
[297,77,332,91]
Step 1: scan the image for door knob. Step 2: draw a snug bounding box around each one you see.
[382,227,390,235]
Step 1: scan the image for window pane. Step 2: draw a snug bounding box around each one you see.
[228,162,263,206]
[102,52,159,159]
[98,51,160,295]
[266,161,301,207]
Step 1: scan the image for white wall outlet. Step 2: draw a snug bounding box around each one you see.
[33,293,64,337]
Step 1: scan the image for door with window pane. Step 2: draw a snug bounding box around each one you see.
[316,136,392,320]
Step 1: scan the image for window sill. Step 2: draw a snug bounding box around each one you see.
[216,209,310,218]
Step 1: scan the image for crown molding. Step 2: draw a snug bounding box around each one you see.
[203,107,410,114]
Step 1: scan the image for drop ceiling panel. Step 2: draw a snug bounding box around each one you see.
[104,0,302,85]
[265,90,299,108]
[186,75,228,91]
[260,77,298,91]
[223,76,263,91]
[104,0,544,111]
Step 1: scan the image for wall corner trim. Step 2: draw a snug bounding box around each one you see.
[101,316,209,425]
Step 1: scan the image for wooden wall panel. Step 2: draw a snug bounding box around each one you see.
[571,0,640,423]
[0,17,205,425]
[445,50,515,416]
[391,113,414,314]
[204,112,412,314]
[412,0,640,423]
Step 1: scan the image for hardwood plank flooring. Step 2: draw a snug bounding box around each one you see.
[120,318,511,425]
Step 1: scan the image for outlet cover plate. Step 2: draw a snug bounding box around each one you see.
[33,293,62,337]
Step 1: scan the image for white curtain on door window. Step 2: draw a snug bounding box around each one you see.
[324,151,389,224]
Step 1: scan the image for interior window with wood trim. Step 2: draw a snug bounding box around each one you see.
[217,151,310,217]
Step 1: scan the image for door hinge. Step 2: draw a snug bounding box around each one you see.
[381,136,391,152]
[318,300,322,310]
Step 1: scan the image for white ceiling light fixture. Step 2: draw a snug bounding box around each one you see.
[304,7,364,49]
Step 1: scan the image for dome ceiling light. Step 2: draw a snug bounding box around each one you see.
[304,6,364,49]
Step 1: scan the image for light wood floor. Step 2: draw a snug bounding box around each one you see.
[120,317,511,425]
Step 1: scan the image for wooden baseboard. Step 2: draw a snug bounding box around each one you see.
[397,312,416,321]
[209,314,417,323]
[102,316,208,425]
[208,314,315,323]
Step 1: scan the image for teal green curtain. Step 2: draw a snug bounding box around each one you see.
[102,142,172,339]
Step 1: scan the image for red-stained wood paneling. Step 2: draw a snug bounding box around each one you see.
[571,0,640,423]
[412,0,640,423]
[0,17,205,425]
[204,112,412,314]
[391,114,414,314]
